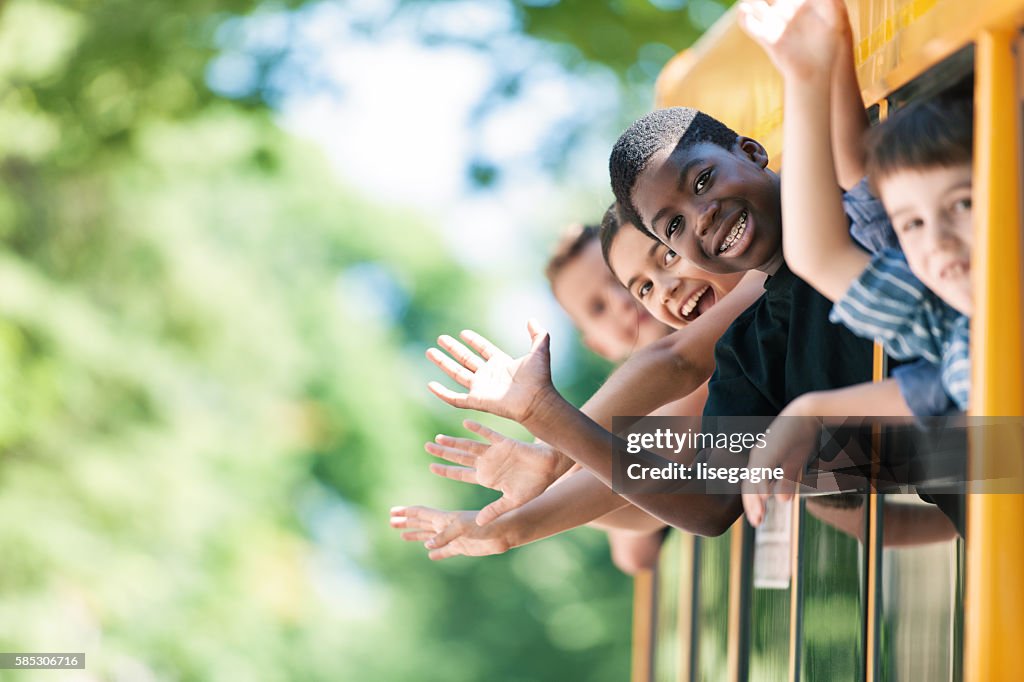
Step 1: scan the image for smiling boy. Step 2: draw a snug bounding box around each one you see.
[599,208,747,330]
[610,107,874,415]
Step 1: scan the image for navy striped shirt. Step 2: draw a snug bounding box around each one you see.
[830,250,970,410]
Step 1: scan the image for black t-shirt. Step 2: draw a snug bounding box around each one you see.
[703,262,874,417]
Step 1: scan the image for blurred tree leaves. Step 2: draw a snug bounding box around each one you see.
[392,0,731,80]
[0,0,643,680]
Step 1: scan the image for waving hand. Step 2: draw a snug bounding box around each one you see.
[389,505,514,561]
[426,419,566,525]
[426,320,556,426]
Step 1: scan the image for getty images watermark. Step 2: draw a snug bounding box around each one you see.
[610,415,1024,495]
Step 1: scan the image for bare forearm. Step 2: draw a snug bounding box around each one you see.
[830,19,868,189]
[498,469,630,548]
[579,333,707,427]
[782,74,867,301]
[798,379,911,418]
[590,504,667,533]
[526,392,739,536]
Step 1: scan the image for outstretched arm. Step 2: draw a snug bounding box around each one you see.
[522,389,742,536]
[392,469,632,560]
[740,0,869,302]
[742,378,911,526]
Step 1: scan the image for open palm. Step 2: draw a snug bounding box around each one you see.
[426,320,555,425]
[426,419,564,525]
[389,505,512,561]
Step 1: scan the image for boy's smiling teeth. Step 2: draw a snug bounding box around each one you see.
[680,285,711,318]
[719,210,748,253]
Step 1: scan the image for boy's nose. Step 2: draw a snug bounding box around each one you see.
[695,202,720,237]
[659,275,679,305]
[929,217,960,250]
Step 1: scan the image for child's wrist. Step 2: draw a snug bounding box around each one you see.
[520,385,568,436]
[547,448,575,479]
[783,63,833,87]
[492,513,525,549]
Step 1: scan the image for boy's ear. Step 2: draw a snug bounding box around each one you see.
[735,137,770,169]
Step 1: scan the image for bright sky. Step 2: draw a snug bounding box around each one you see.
[209,0,636,353]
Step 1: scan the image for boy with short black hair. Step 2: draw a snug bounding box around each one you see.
[606,103,875,416]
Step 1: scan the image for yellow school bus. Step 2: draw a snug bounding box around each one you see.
[631,1,1024,680]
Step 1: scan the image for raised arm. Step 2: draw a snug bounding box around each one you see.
[829,0,869,190]
[739,0,869,302]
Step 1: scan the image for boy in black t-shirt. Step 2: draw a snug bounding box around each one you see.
[608,106,873,417]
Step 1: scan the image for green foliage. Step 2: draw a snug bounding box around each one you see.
[0,0,657,679]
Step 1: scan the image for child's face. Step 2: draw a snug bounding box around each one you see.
[631,139,783,275]
[607,223,746,329]
[877,164,974,315]
[552,239,670,361]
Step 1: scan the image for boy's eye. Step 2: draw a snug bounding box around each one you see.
[638,282,653,299]
[901,218,925,233]
[953,197,972,212]
[662,249,678,267]
[694,169,712,194]
[666,216,683,239]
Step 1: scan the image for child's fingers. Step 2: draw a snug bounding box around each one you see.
[463,419,503,444]
[742,492,765,527]
[434,433,488,456]
[425,522,461,551]
[460,329,503,361]
[390,514,433,532]
[475,496,519,526]
[776,0,801,21]
[773,471,799,502]
[427,381,471,409]
[741,0,773,28]
[401,530,435,542]
[437,334,483,372]
[426,348,474,388]
[526,320,550,354]
[427,545,460,561]
[425,440,480,465]
[428,463,478,485]
[400,504,441,525]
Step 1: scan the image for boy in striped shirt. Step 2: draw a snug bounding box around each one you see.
[740,0,973,412]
